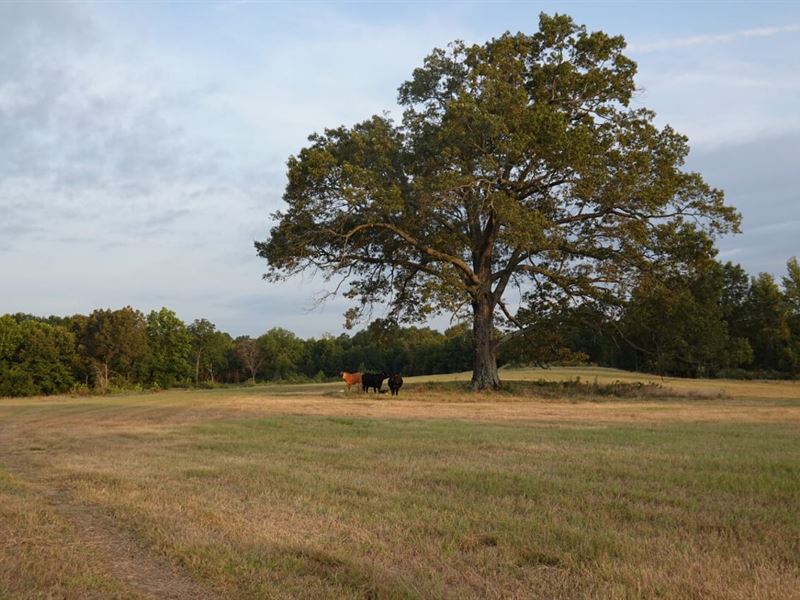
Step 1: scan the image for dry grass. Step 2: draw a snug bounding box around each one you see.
[417,365,800,400]
[0,470,141,599]
[1,367,799,599]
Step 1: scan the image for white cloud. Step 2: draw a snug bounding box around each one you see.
[633,24,800,149]
[1,2,799,335]
[629,23,800,53]
[0,2,467,336]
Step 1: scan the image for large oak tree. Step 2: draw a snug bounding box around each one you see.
[257,14,739,389]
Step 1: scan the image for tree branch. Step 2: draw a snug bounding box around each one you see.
[340,221,480,287]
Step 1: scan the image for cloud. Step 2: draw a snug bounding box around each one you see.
[629,23,800,53]
[632,26,800,149]
[0,1,470,336]
[0,6,203,244]
[689,133,800,275]
[1,2,798,338]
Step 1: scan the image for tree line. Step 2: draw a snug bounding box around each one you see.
[1,257,800,397]
[503,257,800,380]
[0,308,473,397]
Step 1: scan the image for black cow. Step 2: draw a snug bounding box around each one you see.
[362,372,388,393]
[388,374,403,396]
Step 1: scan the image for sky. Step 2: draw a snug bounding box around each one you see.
[1,1,799,338]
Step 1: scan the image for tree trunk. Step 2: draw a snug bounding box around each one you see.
[471,294,500,390]
[95,361,110,390]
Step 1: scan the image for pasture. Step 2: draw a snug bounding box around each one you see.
[1,367,799,599]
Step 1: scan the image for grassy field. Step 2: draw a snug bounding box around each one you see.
[1,367,799,599]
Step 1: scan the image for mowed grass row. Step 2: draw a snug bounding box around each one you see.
[0,469,139,599]
[2,383,799,599]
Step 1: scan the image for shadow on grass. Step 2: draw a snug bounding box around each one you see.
[215,543,419,599]
[399,378,727,402]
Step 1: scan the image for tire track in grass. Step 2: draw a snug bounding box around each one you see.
[0,433,221,600]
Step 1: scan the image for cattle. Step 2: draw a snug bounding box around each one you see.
[361,372,388,393]
[340,371,362,391]
[388,374,403,396]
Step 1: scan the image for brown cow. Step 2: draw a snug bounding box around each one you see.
[340,371,362,391]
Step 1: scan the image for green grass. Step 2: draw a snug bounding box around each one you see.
[1,367,799,598]
[174,417,798,598]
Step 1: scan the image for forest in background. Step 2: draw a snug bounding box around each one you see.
[2,257,800,397]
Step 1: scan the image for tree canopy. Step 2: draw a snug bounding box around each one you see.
[257,13,739,389]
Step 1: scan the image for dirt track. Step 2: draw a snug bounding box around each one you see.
[0,422,221,600]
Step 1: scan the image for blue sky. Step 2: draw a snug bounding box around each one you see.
[1,1,799,337]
